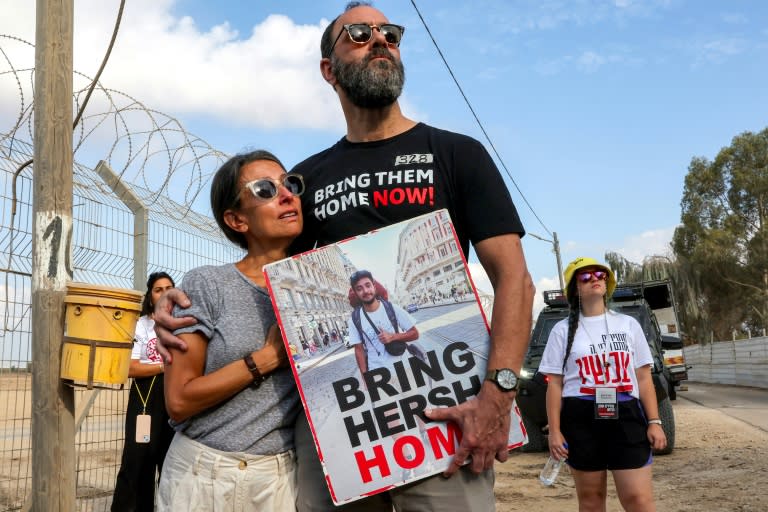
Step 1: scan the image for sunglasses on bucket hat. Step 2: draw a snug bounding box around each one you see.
[329,23,405,54]
[241,174,304,204]
[576,270,608,283]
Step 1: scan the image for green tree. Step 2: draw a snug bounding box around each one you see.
[604,253,697,343]
[672,128,768,341]
[604,252,642,282]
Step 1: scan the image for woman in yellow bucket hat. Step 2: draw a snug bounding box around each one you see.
[538,257,666,511]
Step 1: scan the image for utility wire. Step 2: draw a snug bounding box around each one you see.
[11,0,126,215]
[409,0,552,238]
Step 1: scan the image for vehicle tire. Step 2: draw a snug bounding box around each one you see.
[520,414,547,452]
[653,397,675,455]
[668,383,677,401]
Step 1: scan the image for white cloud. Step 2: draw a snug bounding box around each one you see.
[556,226,677,277]
[691,37,748,65]
[533,276,561,319]
[467,262,560,321]
[577,51,607,72]
[721,12,748,25]
[0,0,345,132]
[467,262,492,295]
[535,50,625,75]
[615,226,677,263]
[502,0,673,32]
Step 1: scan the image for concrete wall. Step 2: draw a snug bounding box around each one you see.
[683,337,768,389]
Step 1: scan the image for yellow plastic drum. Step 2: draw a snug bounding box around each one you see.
[60,282,143,388]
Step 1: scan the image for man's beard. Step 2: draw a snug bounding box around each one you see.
[331,47,405,108]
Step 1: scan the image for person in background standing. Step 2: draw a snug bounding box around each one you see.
[539,257,667,512]
[111,272,176,512]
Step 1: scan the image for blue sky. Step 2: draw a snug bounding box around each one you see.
[2,0,767,315]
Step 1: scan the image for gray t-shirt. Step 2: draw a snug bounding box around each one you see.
[172,263,300,455]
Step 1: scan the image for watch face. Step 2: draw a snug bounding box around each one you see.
[497,369,517,390]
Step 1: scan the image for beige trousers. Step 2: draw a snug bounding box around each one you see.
[158,432,297,511]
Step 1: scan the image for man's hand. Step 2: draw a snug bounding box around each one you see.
[424,382,514,477]
[260,324,290,370]
[377,329,396,345]
[378,325,418,345]
[154,288,196,364]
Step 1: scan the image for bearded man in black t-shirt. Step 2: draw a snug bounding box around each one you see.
[155,3,534,511]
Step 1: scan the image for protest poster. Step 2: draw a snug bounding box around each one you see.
[263,209,527,505]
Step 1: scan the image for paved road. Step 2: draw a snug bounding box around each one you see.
[676,381,768,431]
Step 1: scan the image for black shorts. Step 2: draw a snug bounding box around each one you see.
[560,396,652,471]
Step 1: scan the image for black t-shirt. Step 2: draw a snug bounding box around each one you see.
[290,123,524,256]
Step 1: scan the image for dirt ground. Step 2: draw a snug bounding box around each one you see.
[494,394,768,512]
[3,374,768,511]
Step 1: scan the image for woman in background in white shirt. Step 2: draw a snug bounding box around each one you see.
[539,257,666,512]
[112,272,175,512]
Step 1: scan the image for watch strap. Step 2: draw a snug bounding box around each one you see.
[243,353,265,388]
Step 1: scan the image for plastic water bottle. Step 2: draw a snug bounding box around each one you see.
[539,443,567,486]
[539,455,563,486]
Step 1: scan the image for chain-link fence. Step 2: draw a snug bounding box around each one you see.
[1,30,248,509]
[0,137,241,510]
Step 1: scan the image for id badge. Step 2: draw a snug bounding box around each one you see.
[594,387,618,420]
[135,414,152,443]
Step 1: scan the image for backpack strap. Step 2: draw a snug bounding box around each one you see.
[380,299,400,333]
[353,306,379,356]
[352,306,363,338]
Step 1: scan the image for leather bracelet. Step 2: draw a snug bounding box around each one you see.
[648,419,662,426]
[243,353,265,388]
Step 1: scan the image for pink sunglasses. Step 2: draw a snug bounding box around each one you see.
[576,270,607,283]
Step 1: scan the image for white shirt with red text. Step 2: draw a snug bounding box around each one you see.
[539,310,653,399]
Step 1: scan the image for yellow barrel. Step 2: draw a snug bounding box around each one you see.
[60,282,143,388]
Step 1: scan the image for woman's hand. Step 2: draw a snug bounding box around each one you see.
[547,430,569,461]
[647,423,667,451]
[544,373,567,460]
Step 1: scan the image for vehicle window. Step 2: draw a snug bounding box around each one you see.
[530,315,566,347]
[615,305,649,333]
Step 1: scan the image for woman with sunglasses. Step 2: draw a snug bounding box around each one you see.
[538,257,666,511]
[157,150,304,511]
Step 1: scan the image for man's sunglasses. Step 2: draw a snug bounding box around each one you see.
[576,270,608,283]
[242,174,305,204]
[329,23,405,55]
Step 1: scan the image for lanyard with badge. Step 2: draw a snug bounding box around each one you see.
[134,375,156,443]
[582,312,618,420]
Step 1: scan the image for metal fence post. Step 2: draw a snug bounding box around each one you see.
[94,160,149,290]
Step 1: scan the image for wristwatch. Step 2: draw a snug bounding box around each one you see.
[485,368,519,392]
